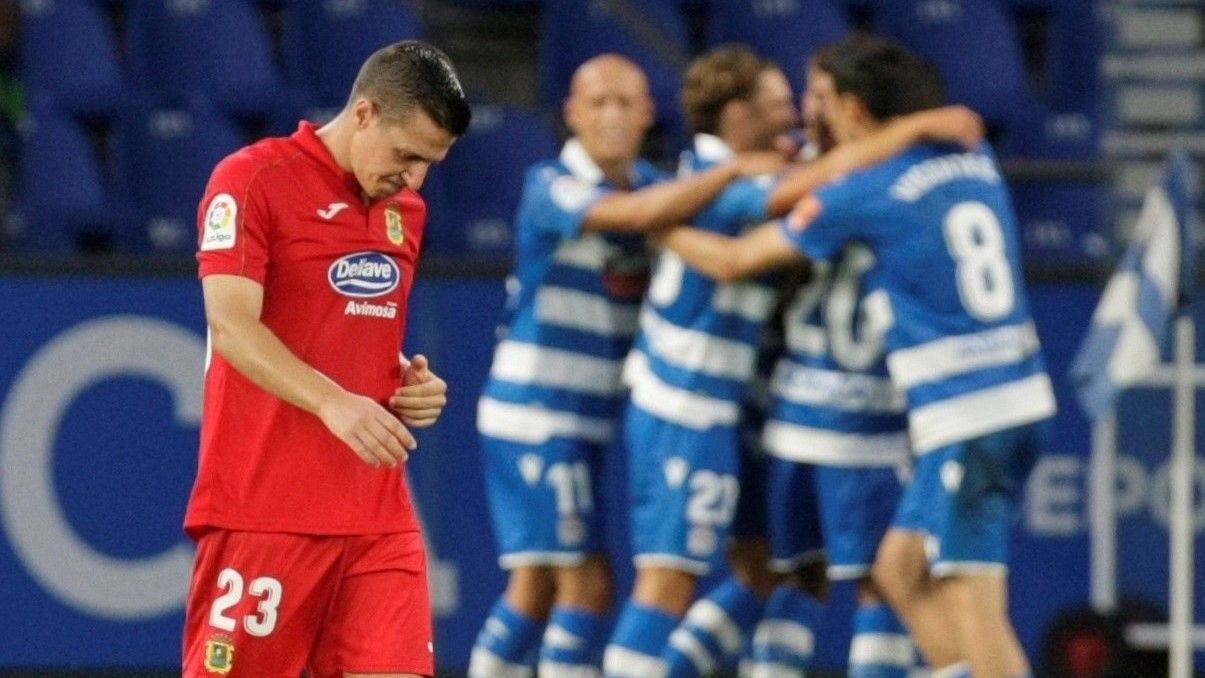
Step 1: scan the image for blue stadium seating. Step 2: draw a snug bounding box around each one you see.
[17,102,119,252]
[539,0,690,149]
[126,0,281,117]
[424,105,560,256]
[706,0,851,95]
[1033,0,1101,157]
[281,0,425,107]
[20,0,124,115]
[1010,180,1108,266]
[112,97,245,253]
[873,0,1040,154]
[439,0,540,6]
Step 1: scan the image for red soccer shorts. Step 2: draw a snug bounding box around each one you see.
[182,529,434,678]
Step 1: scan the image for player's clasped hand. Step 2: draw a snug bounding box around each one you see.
[319,391,417,468]
[389,354,448,428]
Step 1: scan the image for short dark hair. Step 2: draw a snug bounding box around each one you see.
[813,34,946,121]
[681,45,773,135]
[350,40,472,136]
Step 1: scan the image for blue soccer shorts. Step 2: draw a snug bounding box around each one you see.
[481,434,606,569]
[814,464,903,580]
[765,457,826,574]
[893,422,1043,576]
[625,404,742,575]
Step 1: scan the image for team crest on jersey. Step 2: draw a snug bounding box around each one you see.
[200,193,238,251]
[602,246,652,301]
[787,194,823,232]
[203,634,234,674]
[385,202,405,246]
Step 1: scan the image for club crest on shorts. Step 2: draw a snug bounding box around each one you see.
[204,634,234,674]
[385,202,405,246]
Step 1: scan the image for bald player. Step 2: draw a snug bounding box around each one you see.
[469,55,784,678]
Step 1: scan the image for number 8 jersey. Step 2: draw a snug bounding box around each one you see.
[781,142,1056,455]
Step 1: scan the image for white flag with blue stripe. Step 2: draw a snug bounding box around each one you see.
[1070,151,1195,421]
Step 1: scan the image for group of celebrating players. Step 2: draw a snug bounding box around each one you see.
[471,36,1054,678]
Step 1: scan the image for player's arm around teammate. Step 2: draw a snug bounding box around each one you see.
[657,104,985,283]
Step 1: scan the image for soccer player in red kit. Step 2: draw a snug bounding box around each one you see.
[182,41,470,678]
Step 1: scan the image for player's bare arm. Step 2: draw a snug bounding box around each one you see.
[388,353,447,428]
[580,150,786,233]
[765,104,984,215]
[202,274,416,467]
[659,219,804,283]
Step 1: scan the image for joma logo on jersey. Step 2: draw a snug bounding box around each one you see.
[328,252,400,298]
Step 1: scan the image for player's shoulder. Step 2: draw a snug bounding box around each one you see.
[209,135,303,190]
[524,157,570,182]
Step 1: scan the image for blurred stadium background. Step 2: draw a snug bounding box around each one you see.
[0,0,1201,675]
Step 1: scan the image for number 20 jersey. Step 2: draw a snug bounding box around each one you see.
[781,142,1056,455]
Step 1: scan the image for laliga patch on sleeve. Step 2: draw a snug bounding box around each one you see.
[550,175,599,213]
[200,193,238,251]
[787,194,823,232]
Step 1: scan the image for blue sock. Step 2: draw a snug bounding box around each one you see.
[849,604,914,678]
[539,606,610,677]
[747,585,823,675]
[663,578,763,677]
[468,599,543,678]
[602,601,680,678]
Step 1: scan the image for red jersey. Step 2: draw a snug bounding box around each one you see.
[185,122,425,537]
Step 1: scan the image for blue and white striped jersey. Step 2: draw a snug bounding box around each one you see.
[624,134,778,430]
[477,139,664,445]
[761,244,910,467]
[780,142,1056,455]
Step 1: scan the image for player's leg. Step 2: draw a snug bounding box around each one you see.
[469,435,577,677]
[182,530,342,678]
[936,571,1027,678]
[528,437,614,678]
[469,565,554,678]
[926,425,1043,678]
[306,531,434,678]
[817,464,916,678]
[539,554,614,675]
[662,440,774,678]
[605,410,735,677]
[873,521,963,669]
[849,581,914,678]
[747,459,827,677]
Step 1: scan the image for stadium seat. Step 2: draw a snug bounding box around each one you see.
[873,0,1040,154]
[20,0,124,115]
[281,0,425,107]
[16,102,120,252]
[706,0,851,95]
[112,97,245,253]
[424,104,560,256]
[1010,180,1108,267]
[125,0,281,117]
[1033,0,1101,157]
[539,0,690,152]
